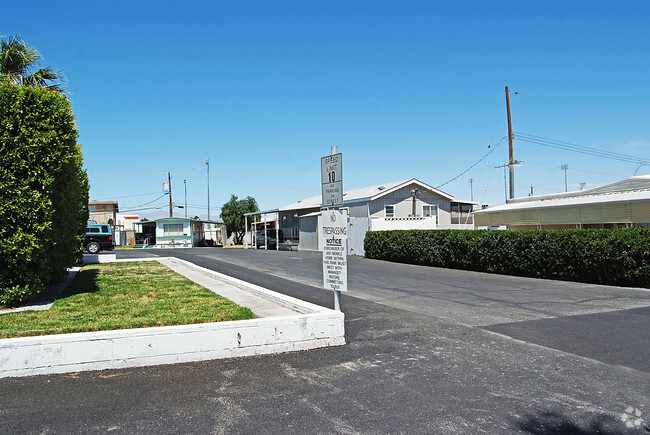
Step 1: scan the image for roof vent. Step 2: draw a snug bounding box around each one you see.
[378,186,386,191]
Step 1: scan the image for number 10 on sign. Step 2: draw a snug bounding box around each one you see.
[321,153,343,207]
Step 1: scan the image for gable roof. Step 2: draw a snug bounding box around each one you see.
[279,179,463,212]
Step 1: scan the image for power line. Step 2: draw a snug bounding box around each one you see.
[123,193,168,210]
[515,132,649,165]
[525,160,629,178]
[435,136,507,189]
[119,205,167,213]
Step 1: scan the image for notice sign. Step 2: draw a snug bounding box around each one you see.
[321,153,343,207]
[322,209,348,292]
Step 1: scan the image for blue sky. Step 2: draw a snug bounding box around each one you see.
[4,1,650,219]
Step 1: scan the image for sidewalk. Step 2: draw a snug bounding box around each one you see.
[156,257,298,318]
[1,266,81,315]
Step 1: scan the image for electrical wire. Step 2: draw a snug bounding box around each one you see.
[515,132,649,165]
[435,136,507,189]
[121,193,168,211]
[118,205,167,213]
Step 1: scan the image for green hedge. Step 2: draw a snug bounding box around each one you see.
[0,83,89,306]
[364,229,650,288]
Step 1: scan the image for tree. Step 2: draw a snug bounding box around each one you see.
[220,195,259,245]
[0,35,63,90]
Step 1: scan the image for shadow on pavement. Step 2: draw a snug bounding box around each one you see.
[515,410,646,434]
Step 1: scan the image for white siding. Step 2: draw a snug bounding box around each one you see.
[345,201,369,218]
[369,184,453,228]
[298,214,321,251]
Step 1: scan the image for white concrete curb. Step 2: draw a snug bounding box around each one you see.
[0,258,345,378]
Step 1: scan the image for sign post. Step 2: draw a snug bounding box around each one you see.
[321,148,346,311]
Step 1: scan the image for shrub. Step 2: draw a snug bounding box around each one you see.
[364,228,650,288]
[0,83,89,306]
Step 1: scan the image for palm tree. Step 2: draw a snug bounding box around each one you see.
[0,35,63,90]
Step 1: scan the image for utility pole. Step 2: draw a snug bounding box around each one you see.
[168,171,173,217]
[505,86,515,199]
[184,179,187,218]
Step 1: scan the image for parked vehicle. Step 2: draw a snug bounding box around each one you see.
[256,229,283,249]
[85,224,115,254]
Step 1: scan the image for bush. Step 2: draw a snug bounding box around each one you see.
[0,83,89,306]
[364,228,650,288]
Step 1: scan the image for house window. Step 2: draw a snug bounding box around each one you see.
[423,205,438,223]
[163,223,184,236]
[385,205,394,218]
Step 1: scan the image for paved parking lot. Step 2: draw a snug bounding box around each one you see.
[2,247,649,433]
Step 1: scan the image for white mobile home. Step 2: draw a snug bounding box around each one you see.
[249,179,475,255]
[134,217,223,248]
[472,175,650,230]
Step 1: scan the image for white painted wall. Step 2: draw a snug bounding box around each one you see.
[116,214,140,231]
[0,313,345,378]
[370,216,437,231]
[156,221,192,247]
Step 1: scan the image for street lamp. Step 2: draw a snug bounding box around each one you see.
[206,159,210,221]
[468,178,474,202]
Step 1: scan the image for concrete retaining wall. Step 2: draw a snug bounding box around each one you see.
[0,311,344,378]
[0,257,345,378]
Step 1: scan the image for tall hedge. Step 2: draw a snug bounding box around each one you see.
[364,229,650,288]
[0,83,89,306]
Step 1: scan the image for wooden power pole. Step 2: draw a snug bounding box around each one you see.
[168,171,173,217]
[505,86,515,199]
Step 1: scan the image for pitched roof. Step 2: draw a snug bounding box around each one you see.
[279,179,465,211]
[473,175,650,214]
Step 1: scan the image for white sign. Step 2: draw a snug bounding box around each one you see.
[321,153,343,207]
[322,209,347,292]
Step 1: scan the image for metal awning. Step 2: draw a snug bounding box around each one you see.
[244,209,279,216]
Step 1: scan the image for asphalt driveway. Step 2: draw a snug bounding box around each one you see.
[2,247,649,434]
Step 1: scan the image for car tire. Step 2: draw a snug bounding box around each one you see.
[87,241,101,254]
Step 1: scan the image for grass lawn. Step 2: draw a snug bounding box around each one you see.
[0,261,255,339]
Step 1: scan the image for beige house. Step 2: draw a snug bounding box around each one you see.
[89,201,119,225]
[472,176,650,230]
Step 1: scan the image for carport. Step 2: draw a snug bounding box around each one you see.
[244,209,280,250]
